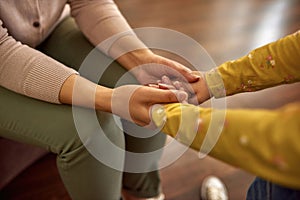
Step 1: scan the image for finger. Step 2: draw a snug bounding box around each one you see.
[146,83,160,88]
[191,71,203,77]
[173,81,182,90]
[160,58,200,83]
[179,68,200,83]
[171,90,189,103]
[149,88,188,103]
[176,91,188,103]
[188,95,199,105]
[180,81,195,94]
[181,99,188,104]
[168,62,200,83]
[161,75,173,85]
[158,83,176,90]
[159,80,190,103]
[179,86,188,103]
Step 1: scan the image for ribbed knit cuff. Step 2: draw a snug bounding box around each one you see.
[23,56,78,104]
[97,31,148,59]
[204,69,226,98]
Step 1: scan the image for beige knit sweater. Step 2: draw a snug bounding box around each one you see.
[0,0,145,103]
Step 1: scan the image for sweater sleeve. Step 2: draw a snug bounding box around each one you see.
[152,102,300,189]
[0,20,78,103]
[68,0,147,58]
[151,32,300,189]
[205,31,300,98]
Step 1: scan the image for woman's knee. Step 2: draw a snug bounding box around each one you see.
[56,110,125,163]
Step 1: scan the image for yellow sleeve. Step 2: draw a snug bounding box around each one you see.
[205,31,300,98]
[152,102,300,189]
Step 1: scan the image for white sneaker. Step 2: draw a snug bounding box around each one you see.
[146,193,165,200]
[201,176,228,200]
[121,189,165,200]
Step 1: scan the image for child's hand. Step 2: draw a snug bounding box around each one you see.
[187,71,211,104]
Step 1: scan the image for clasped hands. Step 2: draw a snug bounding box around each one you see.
[112,53,211,128]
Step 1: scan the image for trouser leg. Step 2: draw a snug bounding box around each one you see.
[38,16,166,198]
[246,177,300,200]
[0,86,124,200]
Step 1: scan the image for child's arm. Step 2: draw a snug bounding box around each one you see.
[151,102,300,189]
[151,31,300,189]
[189,31,300,101]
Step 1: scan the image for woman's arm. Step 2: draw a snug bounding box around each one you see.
[60,74,188,126]
[0,20,186,126]
[68,0,198,84]
[0,20,77,103]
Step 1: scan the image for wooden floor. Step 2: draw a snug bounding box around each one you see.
[1,0,300,199]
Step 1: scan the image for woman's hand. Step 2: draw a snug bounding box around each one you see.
[117,49,210,105]
[132,53,200,85]
[110,85,188,126]
[60,74,188,127]
[158,71,211,105]
[117,49,200,85]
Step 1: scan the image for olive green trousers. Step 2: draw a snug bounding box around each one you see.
[0,17,166,200]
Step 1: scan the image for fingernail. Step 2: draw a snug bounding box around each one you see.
[174,81,182,88]
[147,83,159,88]
[193,75,201,81]
[150,105,166,128]
[189,72,201,81]
[159,83,175,89]
[162,75,171,84]
[177,91,188,102]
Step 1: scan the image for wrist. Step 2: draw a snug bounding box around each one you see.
[110,34,154,70]
[95,86,113,113]
[117,48,154,70]
[204,69,226,98]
